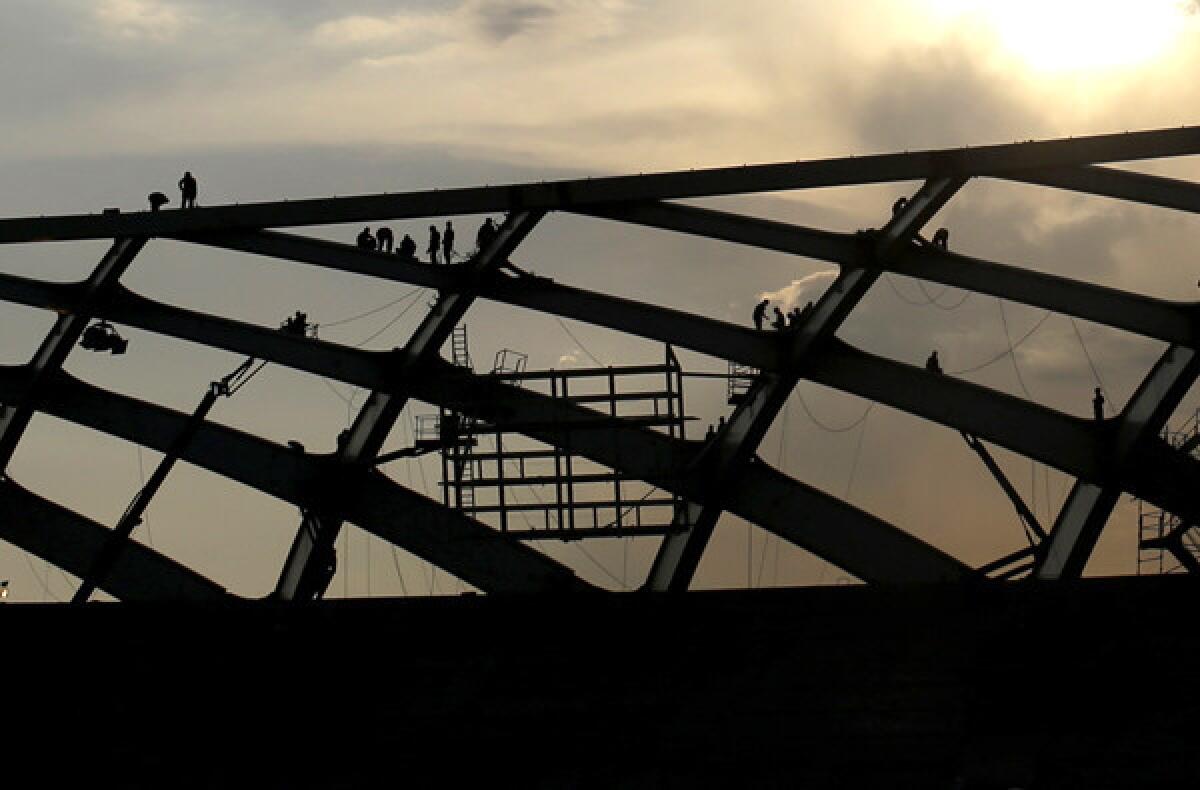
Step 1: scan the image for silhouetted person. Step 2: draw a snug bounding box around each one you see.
[443,221,455,263]
[788,307,804,329]
[892,196,908,215]
[1093,387,1105,421]
[932,227,949,250]
[376,226,394,253]
[398,234,417,260]
[771,307,787,331]
[925,350,942,374]
[282,310,309,337]
[752,298,769,331]
[476,217,498,254]
[428,225,441,264]
[147,192,169,212]
[356,226,377,251]
[717,415,727,432]
[178,171,197,209]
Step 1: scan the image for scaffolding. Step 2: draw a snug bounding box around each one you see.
[421,344,691,540]
[1137,409,1200,575]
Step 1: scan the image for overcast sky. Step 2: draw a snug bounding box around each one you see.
[2,0,1200,601]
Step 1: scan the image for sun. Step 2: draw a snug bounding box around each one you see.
[925,0,1192,73]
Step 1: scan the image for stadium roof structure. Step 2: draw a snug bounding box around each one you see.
[1,126,1199,600]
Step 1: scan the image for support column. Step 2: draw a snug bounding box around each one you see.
[1037,345,1200,579]
[275,212,545,600]
[0,237,145,472]
[644,176,965,590]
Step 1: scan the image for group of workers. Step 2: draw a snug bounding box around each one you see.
[148,171,199,212]
[752,298,814,332]
[356,217,501,264]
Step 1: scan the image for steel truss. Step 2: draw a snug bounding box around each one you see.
[0,126,1198,599]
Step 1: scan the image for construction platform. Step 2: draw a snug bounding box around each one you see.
[4,577,1199,788]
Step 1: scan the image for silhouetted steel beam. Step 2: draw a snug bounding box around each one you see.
[274,210,544,600]
[2,127,1199,243]
[192,221,1198,352]
[0,237,144,472]
[580,202,1198,348]
[0,479,225,601]
[3,265,1196,522]
[1037,345,1200,579]
[408,359,969,583]
[1005,165,1200,215]
[0,368,585,594]
[645,176,964,590]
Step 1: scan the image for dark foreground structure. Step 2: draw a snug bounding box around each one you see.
[5,578,1199,788]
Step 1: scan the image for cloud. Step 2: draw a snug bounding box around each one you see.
[95,0,189,42]
[760,270,838,311]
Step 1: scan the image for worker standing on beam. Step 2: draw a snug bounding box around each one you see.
[428,224,441,264]
[752,298,769,331]
[442,221,455,263]
[376,226,394,253]
[356,227,376,251]
[398,233,417,260]
[1093,387,1105,420]
[178,171,197,209]
[925,350,942,374]
[476,217,498,254]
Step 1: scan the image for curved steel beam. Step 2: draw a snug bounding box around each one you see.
[0,367,586,594]
[0,478,226,601]
[1,127,1197,243]
[1004,165,1200,215]
[0,237,145,472]
[1,264,1194,525]
[407,359,970,583]
[276,209,544,600]
[646,176,965,590]
[578,202,1198,348]
[1037,344,1200,578]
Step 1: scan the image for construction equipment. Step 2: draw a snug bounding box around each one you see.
[79,321,128,355]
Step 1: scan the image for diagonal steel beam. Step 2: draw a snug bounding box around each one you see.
[645,176,965,590]
[0,237,144,472]
[1037,344,1200,579]
[0,367,585,594]
[0,478,226,601]
[2,126,1199,244]
[1003,165,1200,215]
[275,211,545,600]
[3,261,1196,525]
[577,202,1198,348]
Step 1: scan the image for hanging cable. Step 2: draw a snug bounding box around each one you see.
[997,300,1034,400]
[947,311,1053,375]
[347,289,427,348]
[843,407,871,499]
[796,392,874,433]
[883,273,972,311]
[321,288,421,328]
[1069,317,1110,412]
[555,317,606,366]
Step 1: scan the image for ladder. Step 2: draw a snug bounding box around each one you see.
[451,325,472,370]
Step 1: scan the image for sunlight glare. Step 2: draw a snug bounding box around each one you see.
[924,0,1192,73]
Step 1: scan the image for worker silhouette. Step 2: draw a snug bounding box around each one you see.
[1093,387,1105,421]
[443,221,455,263]
[356,227,377,251]
[377,226,394,253]
[398,233,417,260]
[771,307,787,331]
[932,228,949,250]
[178,171,197,209]
[925,350,942,374]
[752,298,769,331]
[476,217,498,254]
[147,192,169,212]
[787,307,804,329]
[428,225,441,264]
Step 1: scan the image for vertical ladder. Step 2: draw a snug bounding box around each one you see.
[451,325,472,370]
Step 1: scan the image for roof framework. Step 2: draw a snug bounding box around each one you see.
[1,127,1198,599]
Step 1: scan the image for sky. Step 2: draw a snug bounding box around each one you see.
[2,0,1200,601]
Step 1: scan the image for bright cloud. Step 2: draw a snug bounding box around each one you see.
[95,0,188,42]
